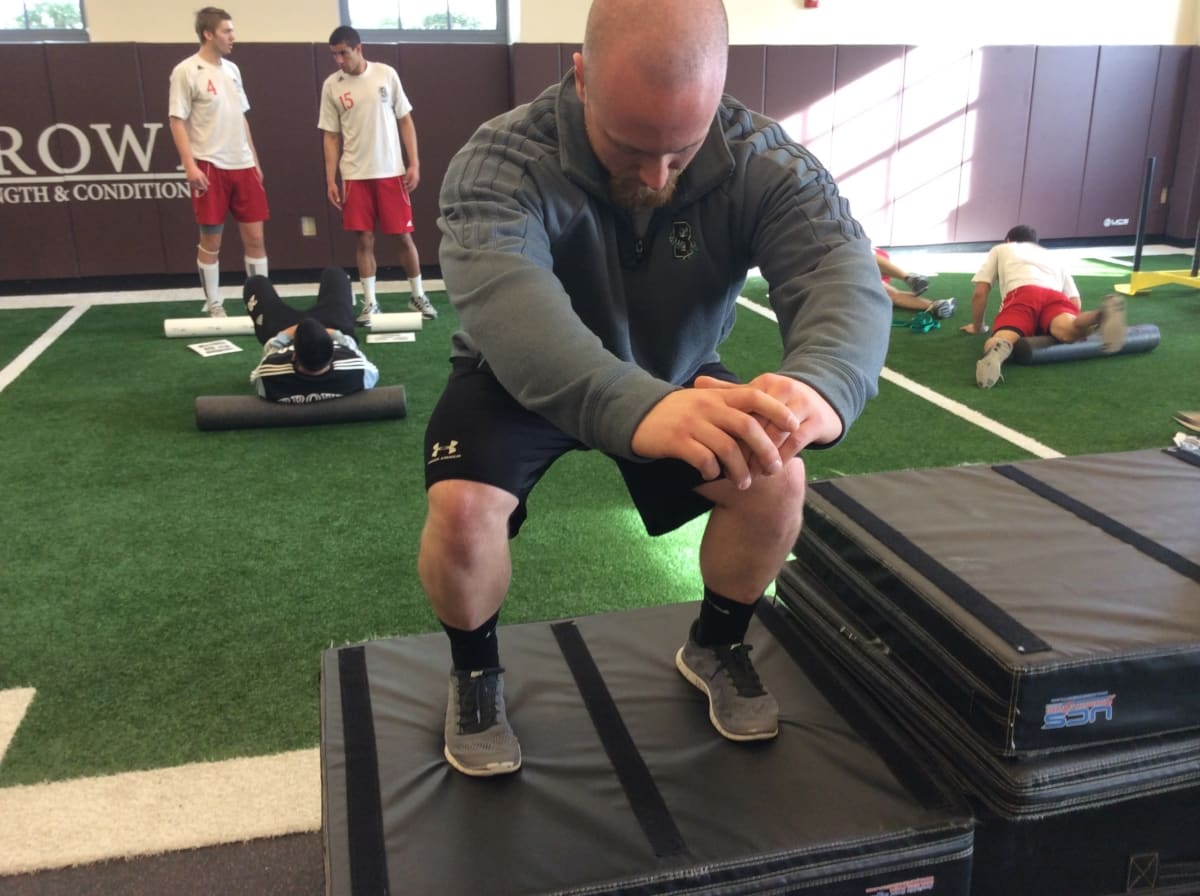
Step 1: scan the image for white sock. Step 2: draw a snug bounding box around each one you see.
[244,255,268,278]
[363,276,377,307]
[198,261,221,304]
[409,275,424,299]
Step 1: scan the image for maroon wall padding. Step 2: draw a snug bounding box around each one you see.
[5,42,1198,285]
[42,44,166,278]
[1146,46,1192,237]
[397,43,511,272]
[1165,46,1200,243]
[1075,47,1160,239]
[1019,46,1099,240]
[510,43,563,107]
[954,46,1035,244]
[763,45,836,166]
[725,45,766,115]
[830,45,905,244]
[0,45,80,280]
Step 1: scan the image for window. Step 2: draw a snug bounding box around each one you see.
[339,0,507,44]
[0,0,87,41]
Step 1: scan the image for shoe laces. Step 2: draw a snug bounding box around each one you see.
[711,644,767,697]
[454,667,502,734]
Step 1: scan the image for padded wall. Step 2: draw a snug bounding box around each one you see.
[3,42,1197,283]
[0,41,512,282]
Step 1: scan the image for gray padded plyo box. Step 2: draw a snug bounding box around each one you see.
[194,385,406,431]
[320,601,974,896]
[786,449,1200,757]
[774,564,1200,896]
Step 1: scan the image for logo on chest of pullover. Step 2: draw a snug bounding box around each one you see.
[670,221,697,260]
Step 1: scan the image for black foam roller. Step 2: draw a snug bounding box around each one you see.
[195,385,406,431]
[1011,323,1160,365]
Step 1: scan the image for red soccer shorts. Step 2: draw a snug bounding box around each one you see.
[994,285,1080,337]
[191,161,269,226]
[342,176,414,235]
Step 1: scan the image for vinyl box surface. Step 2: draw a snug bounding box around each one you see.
[321,601,974,895]
[776,562,1200,896]
[791,449,1200,757]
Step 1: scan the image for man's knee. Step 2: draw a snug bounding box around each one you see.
[426,480,517,543]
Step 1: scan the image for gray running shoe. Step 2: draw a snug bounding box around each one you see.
[443,667,522,777]
[409,293,438,320]
[1096,294,1127,354]
[905,273,930,296]
[929,297,956,319]
[356,301,381,324]
[976,339,1013,389]
[675,623,779,741]
[203,300,226,318]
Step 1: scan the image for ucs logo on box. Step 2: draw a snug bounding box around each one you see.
[1042,691,1115,729]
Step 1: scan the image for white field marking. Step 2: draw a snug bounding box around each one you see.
[879,367,1061,459]
[0,748,320,875]
[0,688,36,766]
[734,296,1063,460]
[0,304,90,395]
[0,278,447,311]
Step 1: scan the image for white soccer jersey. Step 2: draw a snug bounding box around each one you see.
[168,53,255,170]
[318,61,413,181]
[973,241,1080,301]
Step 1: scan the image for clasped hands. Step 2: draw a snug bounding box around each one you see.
[630,373,842,491]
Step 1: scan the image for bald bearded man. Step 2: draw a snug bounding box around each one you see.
[420,0,891,776]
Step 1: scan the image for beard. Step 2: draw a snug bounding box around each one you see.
[608,169,680,212]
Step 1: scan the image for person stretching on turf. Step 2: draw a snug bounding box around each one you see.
[964,225,1126,388]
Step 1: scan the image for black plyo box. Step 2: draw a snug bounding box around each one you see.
[321,601,974,895]
[791,449,1200,756]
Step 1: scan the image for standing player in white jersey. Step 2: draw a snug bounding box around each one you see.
[319,26,437,323]
[168,7,270,318]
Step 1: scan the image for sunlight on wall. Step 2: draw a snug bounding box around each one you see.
[515,0,1192,46]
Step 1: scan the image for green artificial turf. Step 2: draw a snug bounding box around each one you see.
[0,266,1194,785]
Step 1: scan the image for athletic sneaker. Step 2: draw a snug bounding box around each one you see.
[409,293,438,320]
[356,301,381,325]
[675,622,779,741]
[976,339,1013,389]
[1173,411,1200,434]
[1096,294,1127,354]
[928,297,956,319]
[203,300,226,318]
[905,273,930,296]
[443,667,522,777]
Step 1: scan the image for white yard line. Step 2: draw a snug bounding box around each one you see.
[0,304,91,394]
[879,367,1061,458]
[0,688,36,767]
[734,296,1063,459]
[0,749,320,875]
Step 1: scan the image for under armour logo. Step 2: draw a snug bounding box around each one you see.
[246,295,257,312]
[430,440,459,460]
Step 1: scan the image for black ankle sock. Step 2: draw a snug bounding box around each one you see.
[442,611,501,671]
[693,588,758,647]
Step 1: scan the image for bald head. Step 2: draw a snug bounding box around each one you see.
[581,0,728,97]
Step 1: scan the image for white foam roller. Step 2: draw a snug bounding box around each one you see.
[165,312,422,338]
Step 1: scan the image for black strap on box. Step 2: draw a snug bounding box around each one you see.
[810,480,1052,654]
[337,645,391,895]
[993,464,1200,583]
[551,620,691,862]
